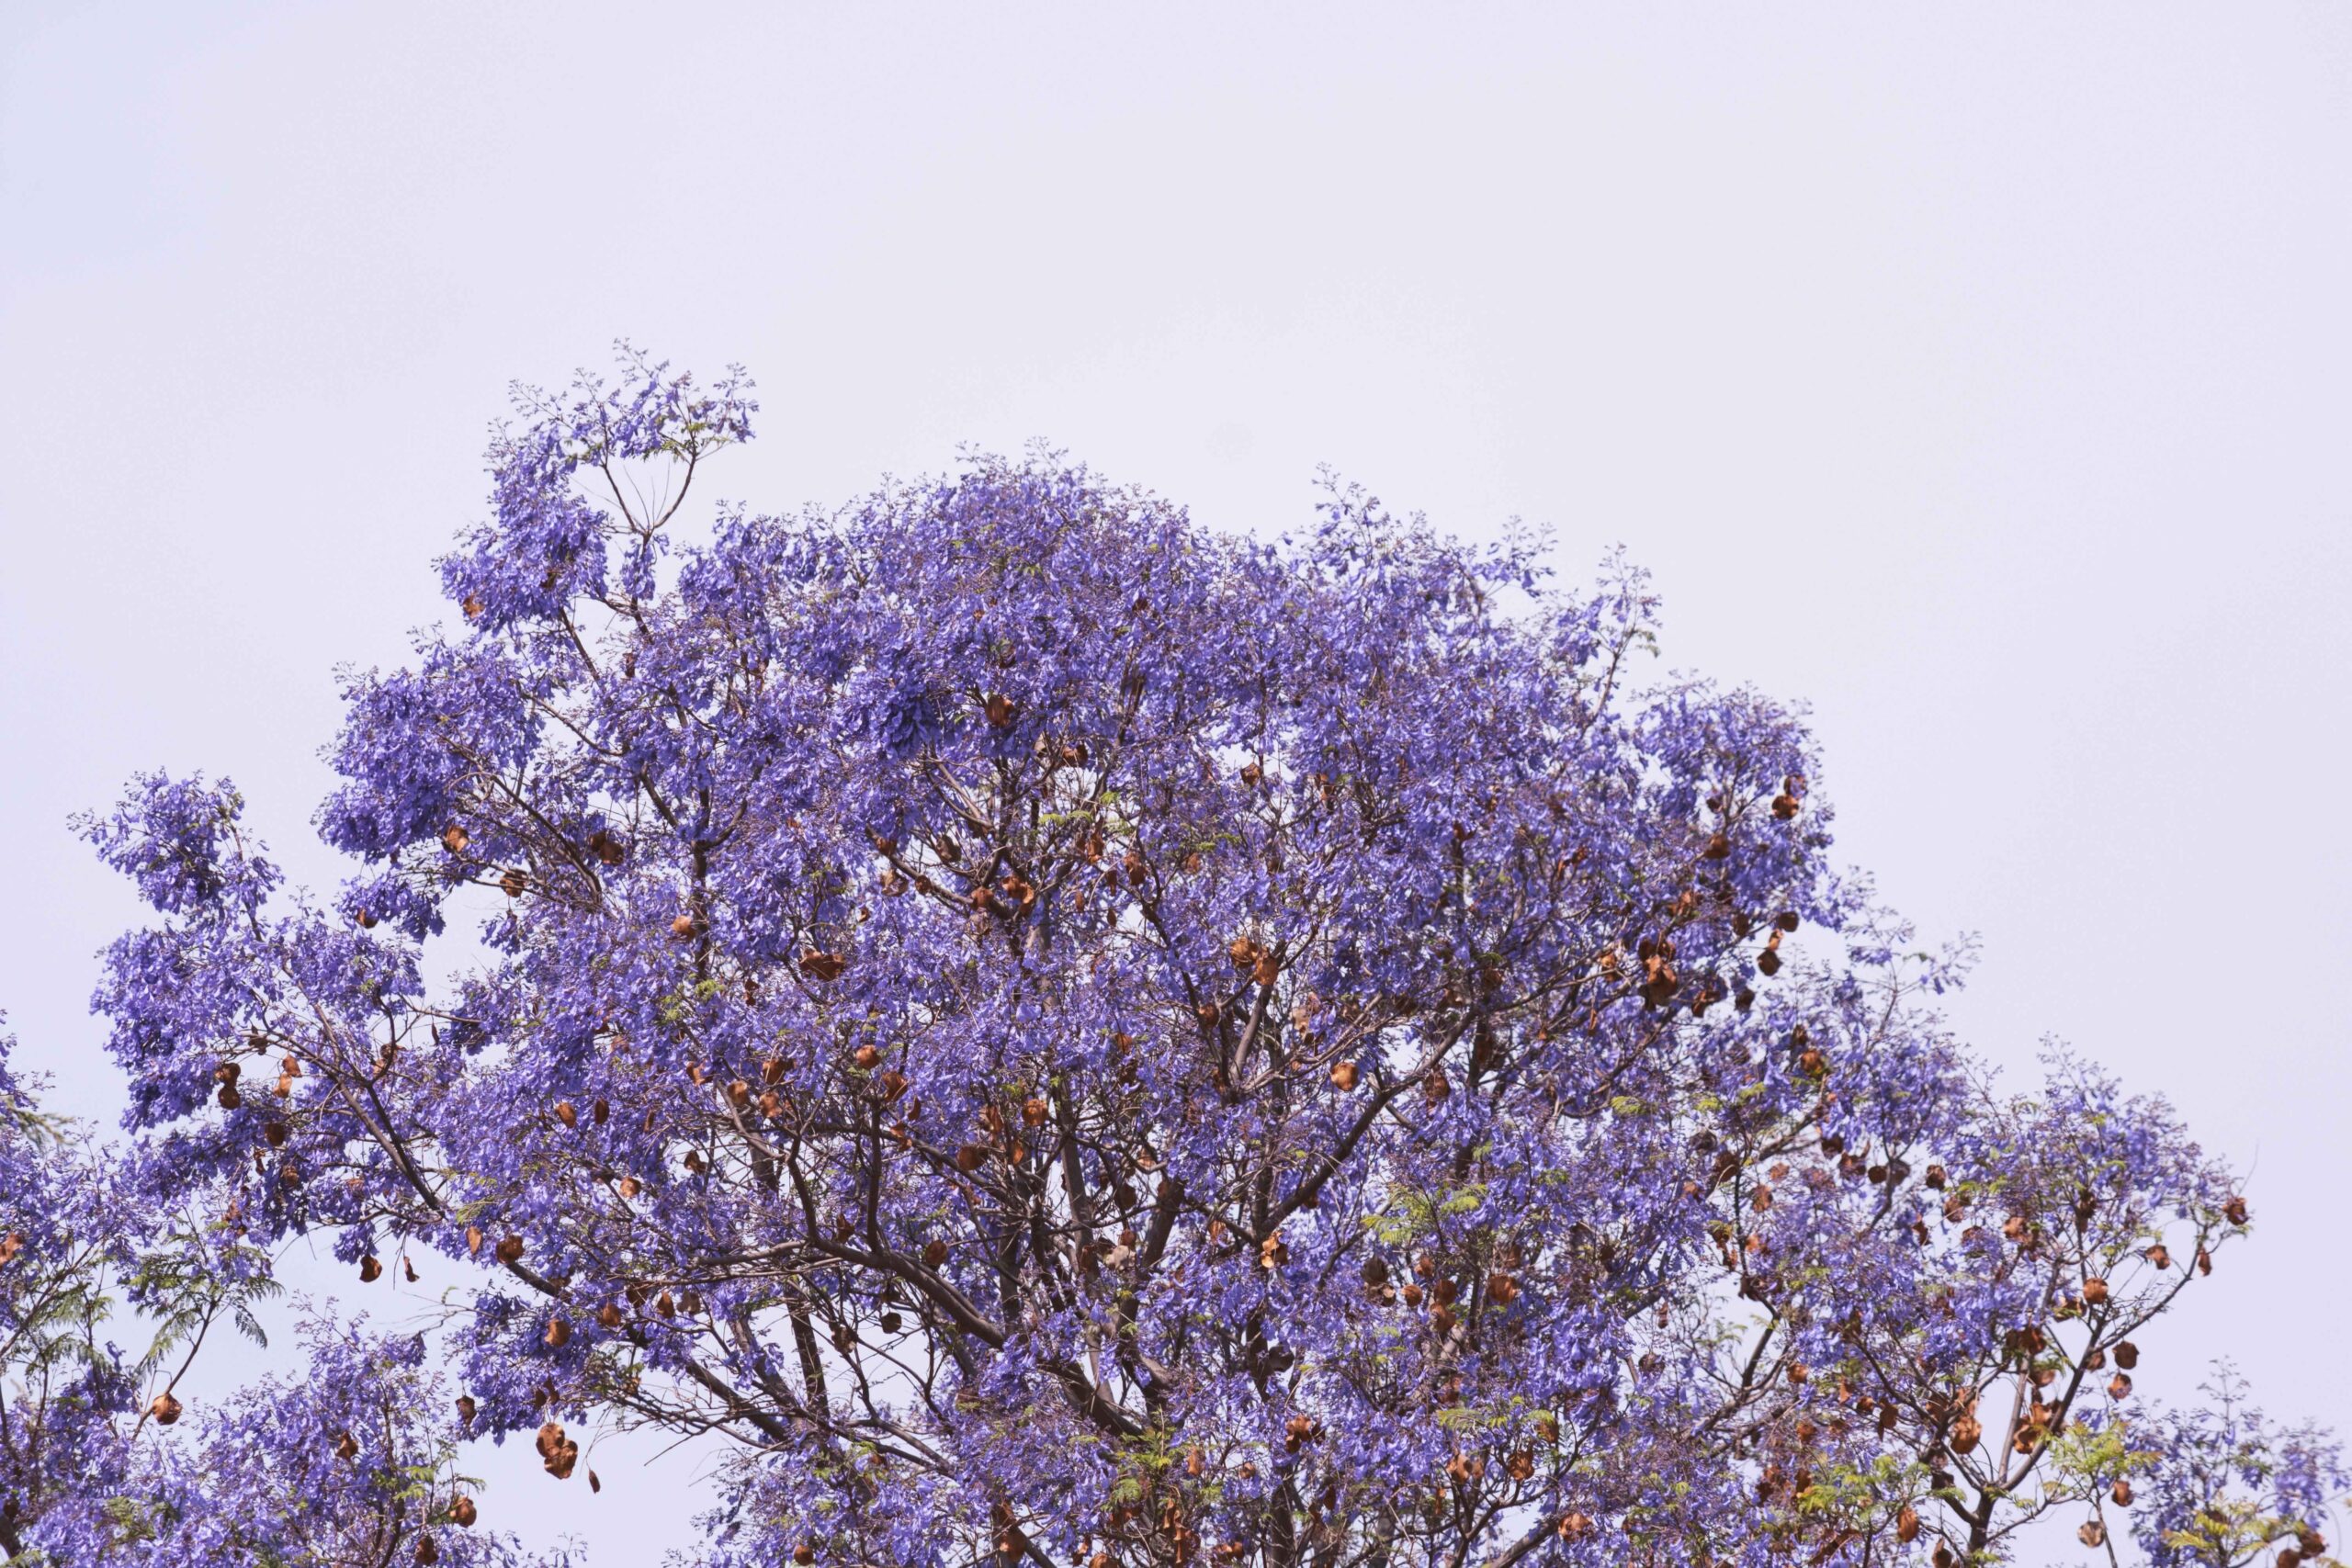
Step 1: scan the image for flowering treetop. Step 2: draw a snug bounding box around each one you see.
[3,347,2339,1568]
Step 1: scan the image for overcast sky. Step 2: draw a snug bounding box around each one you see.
[4,4,2347,1559]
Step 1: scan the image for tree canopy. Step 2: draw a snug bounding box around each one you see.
[3,349,2339,1568]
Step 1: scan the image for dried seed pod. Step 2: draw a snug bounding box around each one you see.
[922,1239,949,1268]
[495,1235,526,1265]
[2223,1195,2249,1225]
[555,1100,578,1129]
[670,912,696,938]
[1895,1504,1920,1543]
[2110,1479,2132,1506]
[2076,1520,2105,1548]
[358,1255,383,1283]
[2144,1243,2171,1269]
[2114,1340,2139,1370]
[450,1495,478,1527]
[1948,1415,1982,1454]
[2108,1372,2134,1399]
[2082,1277,2109,1305]
[1329,1060,1361,1091]
[456,1395,478,1425]
[799,951,846,982]
[544,1317,571,1348]
[150,1392,184,1426]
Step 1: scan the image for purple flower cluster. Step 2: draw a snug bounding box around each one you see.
[3,349,2338,1565]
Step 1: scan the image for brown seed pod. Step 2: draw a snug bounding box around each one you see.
[2110,1479,2132,1506]
[2077,1520,2105,1548]
[1895,1504,1920,1543]
[799,951,846,982]
[416,1539,439,1564]
[544,1317,571,1348]
[149,1392,184,1427]
[358,1255,383,1283]
[955,1145,989,1173]
[450,1495,478,1527]
[1329,1060,1361,1091]
[1949,1415,1982,1454]
[456,1395,477,1426]
[555,1100,578,1129]
[922,1239,949,1268]
[2144,1243,2172,1269]
[495,1235,526,1265]
[670,912,696,938]
[2223,1195,2249,1226]
[2082,1277,2109,1305]
[2108,1372,2134,1399]
[333,1428,358,1460]
[1023,1097,1049,1128]
[217,1083,242,1110]
[502,868,528,898]
[2114,1340,2139,1370]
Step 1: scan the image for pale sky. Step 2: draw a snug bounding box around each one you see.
[3,5,2347,1560]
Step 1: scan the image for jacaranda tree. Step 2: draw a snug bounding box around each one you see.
[3,348,2340,1567]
